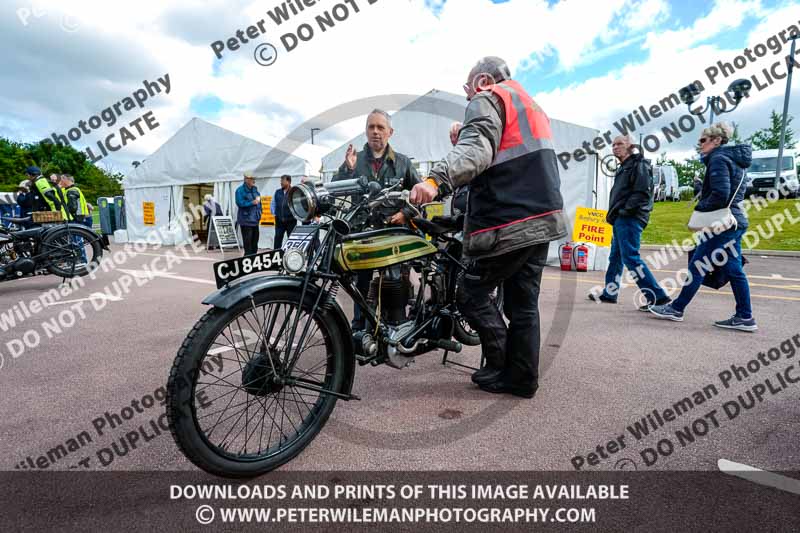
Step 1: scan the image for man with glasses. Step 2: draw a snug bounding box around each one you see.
[235,174,262,256]
[410,56,567,399]
[588,135,670,310]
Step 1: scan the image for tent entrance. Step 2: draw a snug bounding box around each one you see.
[183,183,215,243]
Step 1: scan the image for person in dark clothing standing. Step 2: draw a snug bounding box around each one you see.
[271,175,296,249]
[588,135,670,310]
[411,57,567,399]
[15,181,34,227]
[333,109,421,332]
[235,174,262,256]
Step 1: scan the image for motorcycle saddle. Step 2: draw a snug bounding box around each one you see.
[3,217,32,224]
[12,227,45,239]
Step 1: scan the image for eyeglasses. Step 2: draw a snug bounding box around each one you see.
[698,137,716,145]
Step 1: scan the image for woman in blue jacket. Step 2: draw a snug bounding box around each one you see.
[235,175,262,256]
[650,123,756,332]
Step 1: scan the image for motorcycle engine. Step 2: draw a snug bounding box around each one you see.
[366,266,413,325]
[0,243,17,265]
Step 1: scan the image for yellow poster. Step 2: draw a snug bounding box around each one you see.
[424,202,445,220]
[142,201,155,226]
[573,206,612,248]
[260,195,275,226]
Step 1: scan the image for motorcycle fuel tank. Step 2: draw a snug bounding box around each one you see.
[336,233,437,271]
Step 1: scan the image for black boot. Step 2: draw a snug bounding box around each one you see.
[478,372,539,399]
[471,363,503,386]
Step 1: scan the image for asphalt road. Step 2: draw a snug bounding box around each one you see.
[1,242,798,476]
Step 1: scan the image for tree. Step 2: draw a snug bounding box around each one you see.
[661,157,705,187]
[748,110,796,150]
[729,122,746,144]
[0,137,123,202]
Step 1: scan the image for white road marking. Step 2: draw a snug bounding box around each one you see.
[650,268,800,283]
[45,292,123,306]
[718,459,800,495]
[118,269,215,285]
[209,332,302,355]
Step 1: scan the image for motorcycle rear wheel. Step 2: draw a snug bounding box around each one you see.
[452,285,504,346]
[167,288,346,478]
[43,226,102,278]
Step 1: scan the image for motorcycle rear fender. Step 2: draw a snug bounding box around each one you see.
[42,224,109,249]
[202,275,356,397]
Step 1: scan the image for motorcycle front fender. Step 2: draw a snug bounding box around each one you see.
[202,275,356,397]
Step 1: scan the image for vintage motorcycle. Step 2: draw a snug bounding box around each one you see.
[166,177,501,478]
[0,216,104,281]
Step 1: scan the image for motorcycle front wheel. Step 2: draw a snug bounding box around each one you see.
[167,287,347,478]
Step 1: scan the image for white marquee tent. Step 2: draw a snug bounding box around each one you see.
[123,118,310,248]
[321,89,612,269]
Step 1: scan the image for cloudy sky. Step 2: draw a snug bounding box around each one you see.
[1,0,799,175]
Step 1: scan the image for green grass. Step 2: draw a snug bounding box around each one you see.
[641,198,800,251]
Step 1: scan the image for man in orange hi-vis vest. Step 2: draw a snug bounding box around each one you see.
[411,57,567,399]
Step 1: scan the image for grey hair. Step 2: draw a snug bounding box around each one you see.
[468,56,512,85]
[613,134,636,145]
[366,109,392,128]
[61,174,74,184]
[701,122,734,144]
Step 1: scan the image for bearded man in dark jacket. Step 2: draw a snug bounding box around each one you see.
[334,109,421,332]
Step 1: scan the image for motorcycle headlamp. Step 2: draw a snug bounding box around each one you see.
[287,182,325,222]
[287,177,371,222]
[282,249,306,273]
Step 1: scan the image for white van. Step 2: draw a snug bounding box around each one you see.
[748,149,799,198]
[653,164,680,201]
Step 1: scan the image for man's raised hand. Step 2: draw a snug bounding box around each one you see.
[345,144,357,171]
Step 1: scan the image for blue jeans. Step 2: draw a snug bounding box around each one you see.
[602,216,668,304]
[672,228,752,319]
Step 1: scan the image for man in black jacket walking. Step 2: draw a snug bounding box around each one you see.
[589,135,670,310]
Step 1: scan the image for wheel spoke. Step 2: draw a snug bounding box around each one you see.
[182,297,339,463]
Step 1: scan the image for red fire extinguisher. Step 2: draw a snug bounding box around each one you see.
[559,242,573,271]
[574,243,589,272]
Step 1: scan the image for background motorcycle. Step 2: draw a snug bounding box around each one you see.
[166,178,499,478]
[0,216,104,281]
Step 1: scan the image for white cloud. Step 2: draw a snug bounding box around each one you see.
[624,0,671,31]
[1,0,798,172]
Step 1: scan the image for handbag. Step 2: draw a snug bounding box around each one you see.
[687,172,745,233]
[687,246,749,289]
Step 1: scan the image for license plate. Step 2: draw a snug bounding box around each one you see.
[759,187,772,192]
[213,250,283,288]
